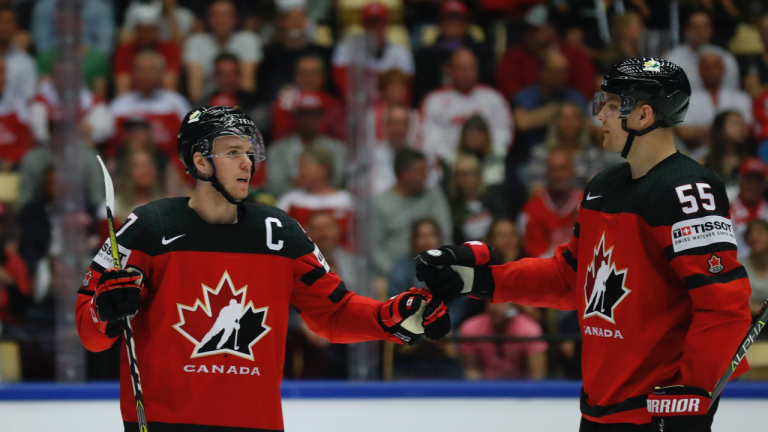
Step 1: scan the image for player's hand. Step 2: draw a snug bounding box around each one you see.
[415,241,497,301]
[378,288,451,345]
[92,268,144,337]
[647,385,715,431]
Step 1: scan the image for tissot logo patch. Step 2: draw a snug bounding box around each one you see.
[173,271,271,361]
[671,216,735,252]
[583,233,630,324]
[94,239,131,269]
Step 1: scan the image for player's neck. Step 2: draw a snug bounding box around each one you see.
[189,184,239,224]
[626,131,676,179]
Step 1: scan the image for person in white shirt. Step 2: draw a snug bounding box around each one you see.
[183,0,262,103]
[665,10,740,91]
[122,0,195,45]
[678,49,752,154]
[419,47,513,165]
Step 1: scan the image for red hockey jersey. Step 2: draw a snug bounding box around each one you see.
[487,153,752,424]
[75,198,398,431]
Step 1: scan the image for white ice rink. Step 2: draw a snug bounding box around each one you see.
[3,398,766,432]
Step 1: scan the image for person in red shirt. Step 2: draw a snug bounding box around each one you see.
[459,301,547,380]
[730,157,768,258]
[0,58,32,168]
[113,8,181,95]
[518,148,582,258]
[495,5,595,101]
[0,203,30,326]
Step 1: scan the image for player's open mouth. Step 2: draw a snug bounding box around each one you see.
[237,177,248,183]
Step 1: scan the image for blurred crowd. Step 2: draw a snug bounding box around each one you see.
[1,0,768,382]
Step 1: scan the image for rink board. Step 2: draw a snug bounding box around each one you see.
[2,381,767,431]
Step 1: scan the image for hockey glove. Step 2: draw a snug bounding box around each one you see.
[415,241,498,301]
[92,268,144,338]
[378,287,451,344]
[647,385,717,432]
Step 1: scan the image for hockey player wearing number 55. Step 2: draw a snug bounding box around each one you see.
[75,106,451,431]
[416,59,752,432]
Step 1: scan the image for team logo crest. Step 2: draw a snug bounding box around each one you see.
[188,110,201,123]
[173,271,271,361]
[643,59,661,72]
[583,233,630,324]
[708,254,724,274]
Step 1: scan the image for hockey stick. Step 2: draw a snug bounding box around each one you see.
[709,298,768,411]
[97,156,149,432]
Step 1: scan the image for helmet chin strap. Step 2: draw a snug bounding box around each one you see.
[195,159,244,205]
[620,119,661,159]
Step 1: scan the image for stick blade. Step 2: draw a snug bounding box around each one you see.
[96,155,115,214]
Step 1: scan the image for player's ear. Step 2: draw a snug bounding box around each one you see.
[193,152,212,177]
[640,104,655,128]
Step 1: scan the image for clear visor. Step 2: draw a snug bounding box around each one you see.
[207,132,265,163]
[592,92,635,119]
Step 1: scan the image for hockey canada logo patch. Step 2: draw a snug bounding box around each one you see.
[708,254,724,274]
[583,233,630,324]
[82,270,93,287]
[173,271,271,361]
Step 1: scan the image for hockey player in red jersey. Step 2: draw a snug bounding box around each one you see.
[75,106,451,431]
[416,59,752,431]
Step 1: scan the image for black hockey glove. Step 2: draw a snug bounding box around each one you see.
[92,268,144,337]
[378,288,451,345]
[647,385,717,432]
[415,241,498,302]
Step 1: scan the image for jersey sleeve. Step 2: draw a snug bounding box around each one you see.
[651,176,752,390]
[288,219,400,344]
[488,207,581,311]
[75,209,153,352]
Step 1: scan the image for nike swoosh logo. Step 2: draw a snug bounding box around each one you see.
[162,234,186,245]
[586,193,603,201]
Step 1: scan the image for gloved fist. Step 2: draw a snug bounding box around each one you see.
[415,241,497,301]
[378,287,451,344]
[91,267,144,337]
[647,385,716,432]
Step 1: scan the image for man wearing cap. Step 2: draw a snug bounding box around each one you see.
[331,2,414,98]
[413,0,494,105]
[113,4,181,96]
[267,90,347,196]
[731,157,768,258]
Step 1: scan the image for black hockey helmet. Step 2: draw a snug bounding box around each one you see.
[177,106,264,203]
[593,58,691,158]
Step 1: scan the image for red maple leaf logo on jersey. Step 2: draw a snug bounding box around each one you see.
[583,233,630,324]
[172,271,271,361]
[708,254,724,274]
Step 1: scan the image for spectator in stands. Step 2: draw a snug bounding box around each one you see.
[597,11,644,74]
[456,115,506,187]
[518,149,581,258]
[267,91,347,197]
[420,48,512,164]
[459,301,548,380]
[527,102,618,194]
[731,158,768,258]
[258,0,332,104]
[115,149,166,221]
[739,13,768,97]
[412,0,494,105]
[207,54,257,113]
[665,10,740,92]
[678,50,753,153]
[271,55,343,141]
[486,217,522,263]
[277,147,352,246]
[114,6,181,95]
[305,210,357,287]
[373,148,452,274]
[32,0,114,55]
[183,0,262,103]
[513,49,587,149]
[122,0,196,45]
[0,203,30,326]
[388,217,440,297]
[450,153,506,244]
[109,50,191,160]
[331,2,414,98]
[0,58,32,169]
[704,111,752,191]
[0,5,36,101]
[373,105,412,195]
[743,219,768,317]
[495,4,594,102]
[368,70,418,146]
